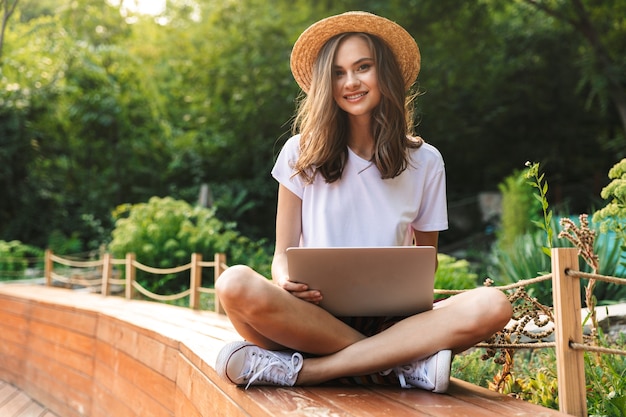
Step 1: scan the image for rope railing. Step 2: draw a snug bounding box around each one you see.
[44,250,228,313]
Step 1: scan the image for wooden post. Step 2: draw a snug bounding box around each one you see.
[551,247,587,417]
[125,253,136,300]
[101,253,111,296]
[44,249,53,287]
[190,253,202,309]
[214,253,226,315]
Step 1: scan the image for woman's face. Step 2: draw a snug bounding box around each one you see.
[332,35,381,120]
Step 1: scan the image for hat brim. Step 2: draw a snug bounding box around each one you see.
[290,11,420,93]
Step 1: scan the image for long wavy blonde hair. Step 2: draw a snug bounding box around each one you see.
[292,32,422,184]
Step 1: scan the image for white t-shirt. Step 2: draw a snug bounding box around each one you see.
[271,135,448,247]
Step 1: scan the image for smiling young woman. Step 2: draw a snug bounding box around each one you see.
[214,11,513,393]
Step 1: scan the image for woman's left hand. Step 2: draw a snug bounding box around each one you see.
[278,278,323,304]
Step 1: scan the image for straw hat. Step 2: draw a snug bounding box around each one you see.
[290,11,420,93]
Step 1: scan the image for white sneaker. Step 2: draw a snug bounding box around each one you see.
[215,341,304,389]
[383,350,452,393]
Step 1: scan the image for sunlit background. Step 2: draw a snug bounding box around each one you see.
[110,0,166,15]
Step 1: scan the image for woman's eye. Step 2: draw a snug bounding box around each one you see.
[358,64,371,71]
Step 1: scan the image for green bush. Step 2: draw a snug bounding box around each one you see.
[585,337,626,417]
[108,196,272,294]
[434,253,479,298]
[0,240,43,281]
[456,335,626,415]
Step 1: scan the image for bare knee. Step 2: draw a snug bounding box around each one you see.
[215,265,273,313]
[474,287,513,331]
[215,264,256,301]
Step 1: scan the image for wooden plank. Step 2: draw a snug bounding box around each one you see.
[96,315,179,380]
[91,377,137,417]
[552,248,587,417]
[27,336,93,378]
[23,348,93,401]
[16,400,45,417]
[94,341,175,409]
[21,366,91,417]
[0,381,61,417]
[1,391,31,416]
[0,381,18,406]
[28,320,95,355]
[446,378,571,416]
[30,302,97,336]
[93,359,172,417]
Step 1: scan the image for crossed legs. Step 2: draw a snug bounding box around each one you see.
[216,264,512,386]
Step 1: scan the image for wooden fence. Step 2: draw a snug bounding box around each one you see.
[41,247,626,417]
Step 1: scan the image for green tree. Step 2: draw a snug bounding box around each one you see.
[521,0,626,147]
[0,0,19,60]
[0,7,169,248]
[134,0,313,238]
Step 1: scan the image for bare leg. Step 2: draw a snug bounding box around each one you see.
[297,287,512,385]
[216,265,366,354]
[217,266,512,385]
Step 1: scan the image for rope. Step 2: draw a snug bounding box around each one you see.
[131,281,191,301]
[434,273,553,295]
[131,260,191,275]
[566,269,626,286]
[570,343,626,356]
[475,342,556,349]
[494,274,552,290]
[50,254,103,268]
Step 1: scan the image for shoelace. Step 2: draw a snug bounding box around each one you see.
[241,348,303,389]
[380,360,431,389]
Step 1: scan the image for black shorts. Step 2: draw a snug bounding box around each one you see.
[338,315,407,337]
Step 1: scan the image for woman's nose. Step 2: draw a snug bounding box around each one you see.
[345,72,360,89]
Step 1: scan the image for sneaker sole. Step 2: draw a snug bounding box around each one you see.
[215,341,254,385]
[433,349,452,393]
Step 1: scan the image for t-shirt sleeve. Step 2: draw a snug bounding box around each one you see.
[271,135,305,199]
[412,148,448,232]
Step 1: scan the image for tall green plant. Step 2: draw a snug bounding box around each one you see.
[497,169,540,251]
[524,161,554,256]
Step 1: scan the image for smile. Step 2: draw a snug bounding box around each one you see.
[345,92,367,100]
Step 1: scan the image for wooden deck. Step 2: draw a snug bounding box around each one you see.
[0,380,59,417]
[0,284,573,417]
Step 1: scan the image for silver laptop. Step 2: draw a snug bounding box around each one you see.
[286,246,436,317]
